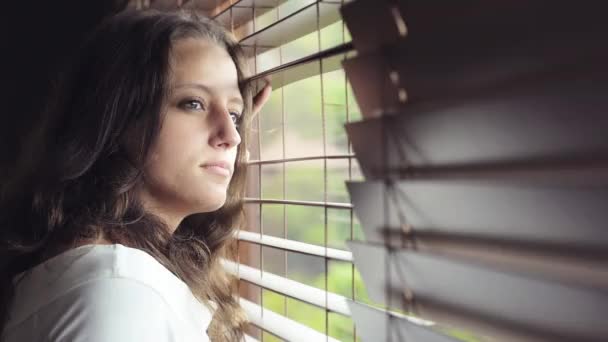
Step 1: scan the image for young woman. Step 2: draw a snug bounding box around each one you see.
[0,9,271,342]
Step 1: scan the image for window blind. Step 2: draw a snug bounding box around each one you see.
[213,1,373,341]
[340,1,608,342]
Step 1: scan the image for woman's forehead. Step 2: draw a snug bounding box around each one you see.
[169,38,240,94]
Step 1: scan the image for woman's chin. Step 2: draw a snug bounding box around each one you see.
[192,194,226,213]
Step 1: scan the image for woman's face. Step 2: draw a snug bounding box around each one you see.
[139,37,243,228]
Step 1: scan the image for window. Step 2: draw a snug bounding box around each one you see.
[215,1,373,341]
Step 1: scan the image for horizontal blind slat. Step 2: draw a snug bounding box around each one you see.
[244,334,259,342]
[341,1,603,53]
[223,259,351,315]
[248,45,350,91]
[233,262,437,335]
[347,180,608,289]
[239,1,341,49]
[343,35,607,118]
[240,298,341,342]
[246,153,355,166]
[348,241,608,342]
[212,0,286,29]
[244,198,352,209]
[245,42,354,89]
[347,180,608,252]
[348,301,455,342]
[346,63,608,178]
[237,230,353,262]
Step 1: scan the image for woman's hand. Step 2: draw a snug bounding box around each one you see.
[252,78,272,116]
[245,79,272,162]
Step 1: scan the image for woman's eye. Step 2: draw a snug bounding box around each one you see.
[230,112,242,125]
[180,99,205,111]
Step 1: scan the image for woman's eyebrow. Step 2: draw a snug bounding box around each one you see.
[173,83,211,92]
[174,83,243,107]
[228,97,244,108]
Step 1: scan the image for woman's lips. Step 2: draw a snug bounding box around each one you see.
[200,164,230,177]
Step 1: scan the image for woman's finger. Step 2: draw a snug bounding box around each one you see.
[252,81,272,115]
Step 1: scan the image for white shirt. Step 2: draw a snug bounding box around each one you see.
[2,244,214,342]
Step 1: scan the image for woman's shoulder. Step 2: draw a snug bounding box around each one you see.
[4,243,214,341]
[15,242,183,292]
[4,274,181,342]
[12,242,196,304]
[8,244,172,317]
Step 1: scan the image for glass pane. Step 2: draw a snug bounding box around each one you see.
[326,159,349,203]
[239,277,261,305]
[284,76,323,158]
[281,29,319,65]
[320,20,349,51]
[255,6,278,32]
[262,204,285,238]
[328,312,356,342]
[262,246,286,276]
[287,251,325,290]
[259,90,284,160]
[262,331,285,342]
[246,162,261,187]
[279,0,316,19]
[257,47,282,74]
[323,68,347,106]
[286,298,327,335]
[328,259,353,298]
[286,204,324,246]
[238,241,261,270]
[261,163,284,199]
[327,208,352,250]
[244,202,261,234]
[323,68,348,155]
[249,9,348,72]
[325,105,348,155]
[263,288,286,315]
[237,0,319,44]
[253,13,325,72]
[285,160,324,202]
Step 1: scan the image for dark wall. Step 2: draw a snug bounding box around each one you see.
[0,0,128,179]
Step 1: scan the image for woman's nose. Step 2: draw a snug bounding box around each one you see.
[209,106,241,149]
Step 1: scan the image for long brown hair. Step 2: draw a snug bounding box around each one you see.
[0,9,252,341]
